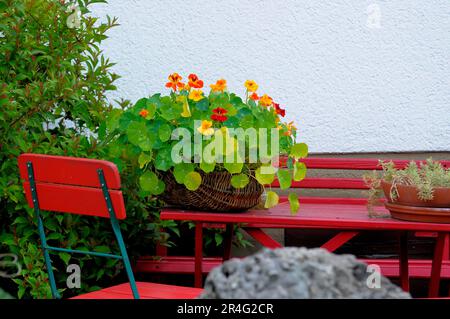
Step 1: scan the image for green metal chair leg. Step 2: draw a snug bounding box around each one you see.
[97,169,140,299]
[27,162,60,299]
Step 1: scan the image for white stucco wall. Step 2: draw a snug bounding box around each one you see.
[90,0,450,153]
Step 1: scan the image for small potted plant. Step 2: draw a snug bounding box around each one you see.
[105,73,308,213]
[364,159,450,222]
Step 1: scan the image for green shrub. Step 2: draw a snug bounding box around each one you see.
[0,0,160,299]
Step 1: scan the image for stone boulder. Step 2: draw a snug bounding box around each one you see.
[199,247,411,299]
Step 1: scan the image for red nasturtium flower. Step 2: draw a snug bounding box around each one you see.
[165,73,185,91]
[249,92,259,101]
[211,107,228,122]
[139,109,149,118]
[273,103,286,117]
[188,74,204,89]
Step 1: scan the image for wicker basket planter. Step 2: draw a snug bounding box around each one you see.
[160,171,264,212]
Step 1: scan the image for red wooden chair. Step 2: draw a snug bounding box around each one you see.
[18,153,202,299]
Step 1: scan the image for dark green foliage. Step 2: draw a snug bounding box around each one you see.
[0,0,160,299]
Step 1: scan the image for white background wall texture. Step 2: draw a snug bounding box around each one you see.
[91,0,450,153]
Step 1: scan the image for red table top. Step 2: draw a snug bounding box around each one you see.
[160,201,450,232]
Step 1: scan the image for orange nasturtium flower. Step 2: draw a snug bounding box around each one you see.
[188,89,204,102]
[210,79,227,92]
[244,80,258,92]
[188,74,204,89]
[139,109,149,118]
[197,120,215,136]
[259,94,273,107]
[165,73,185,91]
[249,92,259,101]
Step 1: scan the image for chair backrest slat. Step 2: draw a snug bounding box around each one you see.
[18,153,126,219]
[18,153,121,189]
[22,181,126,219]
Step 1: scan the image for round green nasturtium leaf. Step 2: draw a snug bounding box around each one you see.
[146,100,157,119]
[224,161,243,174]
[223,117,239,128]
[158,124,172,142]
[288,192,300,214]
[127,122,154,151]
[200,161,216,173]
[160,98,182,121]
[138,152,152,169]
[154,179,166,195]
[196,98,209,111]
[154,147,173,171]
[134,97,147,110]
[183,171,202,191]
[293,162,307,181]
[231,174,250,189]
[223,104,237,116]
[290,143,308,160]
[173,163,195,184]
[139,171,159,194]
[240,114,254,129]
[255,165,276,185]
[277,169,292,190]
[264,191,279,209]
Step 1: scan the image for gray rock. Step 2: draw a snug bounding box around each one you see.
[199,247,411,299]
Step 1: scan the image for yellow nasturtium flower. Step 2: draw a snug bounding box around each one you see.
[197,120,214,136]
[244,80,258,92]
[189,89,204,102]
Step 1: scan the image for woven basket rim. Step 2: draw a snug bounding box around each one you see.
[160,170,263,212]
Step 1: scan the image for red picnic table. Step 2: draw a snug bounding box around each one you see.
[160,198,450,298]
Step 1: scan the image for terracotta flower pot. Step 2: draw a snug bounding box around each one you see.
[381,180,450,208]
[385,202,450,223]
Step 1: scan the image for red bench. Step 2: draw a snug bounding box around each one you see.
[18,153,202,299]
[139,157,450,297]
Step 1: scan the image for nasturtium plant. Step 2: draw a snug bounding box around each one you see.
[231,174,250,189]
[105,74,308,213]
